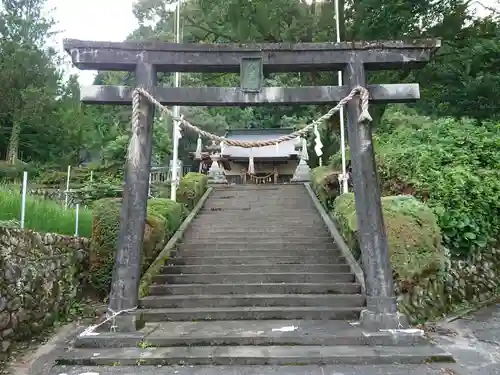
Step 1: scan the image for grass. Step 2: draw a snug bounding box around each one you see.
[0,188,92,237]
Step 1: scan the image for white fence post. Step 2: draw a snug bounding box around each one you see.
[64,165,71,209]
[20,171,28,229]
[74,204,80,237]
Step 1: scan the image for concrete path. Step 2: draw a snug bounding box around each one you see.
[6,303,500,375]
[429,302,500,375]
[48,364,462,375]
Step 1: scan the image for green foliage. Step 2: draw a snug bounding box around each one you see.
[0,189,92,237]
[332,192,445,286]
[72,182,123,207]
[88,172,208,298]
[89,197,185,298]
[310,166,341,208]
[89,198,122,298]
[177,172,209,210]
[0,161,40,183]
[148,199,186,238]
[374,110,500,257]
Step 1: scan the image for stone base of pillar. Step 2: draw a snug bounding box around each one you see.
[106,313,144,333]
[359,296,409,331]
[359,309,409,331]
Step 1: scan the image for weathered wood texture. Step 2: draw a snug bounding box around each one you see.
[81,84,420,106]
[64,39,441,73]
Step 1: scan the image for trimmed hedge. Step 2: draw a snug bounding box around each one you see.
[333,192,444,286]
[89,172,208,298]
[310,167,500,323]
[89,197,185,298]
[177,172,209,210]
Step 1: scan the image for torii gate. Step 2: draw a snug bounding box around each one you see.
[64,38,440,331]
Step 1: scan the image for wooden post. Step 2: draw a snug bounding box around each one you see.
[107,62,157,332]
[344,61,406,330]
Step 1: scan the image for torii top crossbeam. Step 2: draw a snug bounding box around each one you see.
[63,39,441,73]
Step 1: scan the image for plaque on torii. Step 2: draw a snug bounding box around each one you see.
[63,38,440,331]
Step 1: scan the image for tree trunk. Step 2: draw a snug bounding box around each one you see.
[6,121,20,164]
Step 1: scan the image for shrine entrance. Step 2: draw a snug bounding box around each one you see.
[64,38,440,331]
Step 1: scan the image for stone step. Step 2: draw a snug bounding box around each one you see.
[185,230,330,237]
[169,255,347,265]
[161,263,352,274]
[139,306,363,321]
[148,282,362,296]
[195,214,323,219]
[192,218,325,224]
[152,272,355,285]
[181,239,334,246]
[49,364,467,375]
[175,249,341,258]
[139,294,365,309]
[74,320,426,349]
[56,345,454,366]
[200,208,321,213]
[181,235,333,241]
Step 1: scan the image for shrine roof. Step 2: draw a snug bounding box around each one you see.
[222,128,299,159]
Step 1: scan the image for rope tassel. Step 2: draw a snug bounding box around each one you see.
[248,156,255,175]
[314,124,323,157]
[195,135,202,159]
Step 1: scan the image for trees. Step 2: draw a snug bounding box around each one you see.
[0,0,497,168]
[0,0,61,163]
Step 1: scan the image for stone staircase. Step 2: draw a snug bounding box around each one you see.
[53,184,454,373]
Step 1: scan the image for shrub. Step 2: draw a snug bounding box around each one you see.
[332,193,445,287]
[72,182,123,207]
[328,108,500,258]
[89,197,185,298]
[0,189,92,237]
[152,182,171,199]
[311,166,341,208]
[0,161,39,183]
[177,172,208,210]
[374,111,500,258]
[88,172,208,297]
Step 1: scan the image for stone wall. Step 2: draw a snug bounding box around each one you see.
[0,227,89,359]
[398,246,500,323]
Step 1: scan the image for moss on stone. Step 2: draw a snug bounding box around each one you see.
[0,227,89,359]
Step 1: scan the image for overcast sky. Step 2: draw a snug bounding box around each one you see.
[47,0,499,86]
[46,0,138,85]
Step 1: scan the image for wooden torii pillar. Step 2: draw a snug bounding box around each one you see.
[63,39,440,331]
